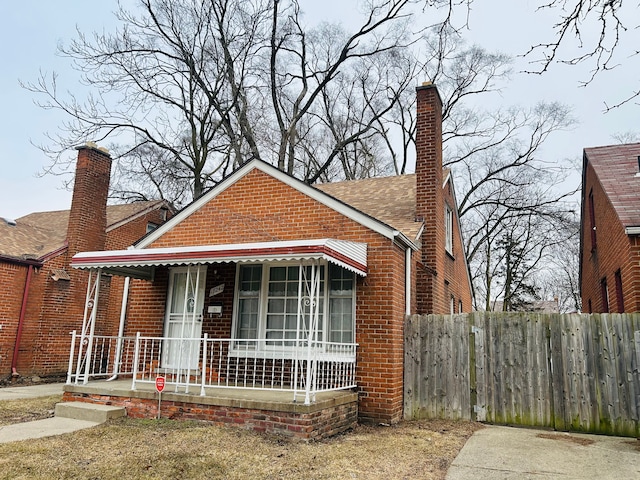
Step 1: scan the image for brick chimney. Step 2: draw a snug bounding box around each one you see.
[415,82,443,313]
[66,143,112,258]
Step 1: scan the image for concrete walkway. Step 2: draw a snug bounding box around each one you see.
[446,425,640,480]
[0,382,64,401]
[0,383,101,444]
[0,417,99,443]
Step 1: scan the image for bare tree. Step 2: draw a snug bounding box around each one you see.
[25,0,440,205]
[24,0,583,309]
[522,0,640,109]
[537,217,582,313]
[466,174,578,311]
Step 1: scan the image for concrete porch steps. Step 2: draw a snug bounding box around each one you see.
[55,402,126,424]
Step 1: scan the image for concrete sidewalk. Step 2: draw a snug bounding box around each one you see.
[0,383,65,401]
[446,425,640,480]
[0,417,99,444]
[0,383,101,444]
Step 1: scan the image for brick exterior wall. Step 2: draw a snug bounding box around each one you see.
[0,261,30,373]
[441,178,474,313]
[581,160,640,313]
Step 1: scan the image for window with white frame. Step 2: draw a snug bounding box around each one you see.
[445,204,454,254]
[266,265,324,345]
[233,262,355,351]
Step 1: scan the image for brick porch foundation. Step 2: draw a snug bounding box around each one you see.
[62,383,358,441]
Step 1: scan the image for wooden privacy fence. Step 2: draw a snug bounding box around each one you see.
[404,312,640,437]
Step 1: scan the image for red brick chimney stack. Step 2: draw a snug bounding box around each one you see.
[66,143,112,258]
[415,82,443,313]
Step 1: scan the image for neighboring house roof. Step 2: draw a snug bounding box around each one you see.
[0,200,168,261]
[316,174,421,242]
[584,143,640,228]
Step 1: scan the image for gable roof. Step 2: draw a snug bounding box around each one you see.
[138,160,420,250]
[316,174,422,242]
[584,143,640,229]
[0,200,168,261]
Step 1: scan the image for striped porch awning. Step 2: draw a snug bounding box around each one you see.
[71,238,367,280]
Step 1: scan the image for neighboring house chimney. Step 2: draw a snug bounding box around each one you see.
[66,143,112,257]
[415,82,443,313]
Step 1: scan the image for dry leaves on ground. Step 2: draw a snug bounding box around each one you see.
[0,410,480,480]
[0,395,61,426]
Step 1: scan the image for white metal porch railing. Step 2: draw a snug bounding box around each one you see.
[66,331,357,405]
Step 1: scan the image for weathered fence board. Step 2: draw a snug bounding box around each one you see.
[403,314,470,420]
[404,312,640,437]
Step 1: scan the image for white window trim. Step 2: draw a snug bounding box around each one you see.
[230,261,356,358]
[445,204,454,255]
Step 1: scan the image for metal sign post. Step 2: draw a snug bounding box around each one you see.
[155,376,165,419]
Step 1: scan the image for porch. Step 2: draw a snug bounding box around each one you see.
[67,239,365,437]
[67,333,357,402]
[64,333,359,439]
[63,379,358,441]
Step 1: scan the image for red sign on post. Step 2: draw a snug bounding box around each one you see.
[155,376,166,393]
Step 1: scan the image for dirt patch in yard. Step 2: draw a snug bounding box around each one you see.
[0,411,481,479]
[0,374,66,388]
[536,432,595,446]
[0,395,61,427]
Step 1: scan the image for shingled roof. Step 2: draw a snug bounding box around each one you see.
[0,200,167,261]
[584,143,640,228]
[315,174,422,242]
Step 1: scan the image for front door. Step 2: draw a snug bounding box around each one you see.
[163,265,207,370]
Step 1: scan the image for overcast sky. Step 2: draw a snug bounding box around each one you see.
[1,1,637,220]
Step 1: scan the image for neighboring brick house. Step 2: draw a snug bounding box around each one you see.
[0,145,172,381]
[580,142,640,313]
[66,83,472,427]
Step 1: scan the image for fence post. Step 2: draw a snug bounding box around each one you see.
[468,319,477,421]
[634,329,640,435]
[549,314,567,431]
[472,313,486,422]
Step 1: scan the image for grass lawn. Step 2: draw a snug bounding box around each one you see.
[0,395,60,426]
[0,396,480,480]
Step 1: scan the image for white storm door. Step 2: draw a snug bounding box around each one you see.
[163,265,207,370]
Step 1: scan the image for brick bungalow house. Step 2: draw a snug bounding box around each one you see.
[580,142,640,313]
[0,145,172,382]
[62,83,473,439]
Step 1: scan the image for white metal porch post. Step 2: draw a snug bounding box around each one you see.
[293,263,304,401]
[108,275,130,381]
[304,260,321,405]
[75,268,102,385]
